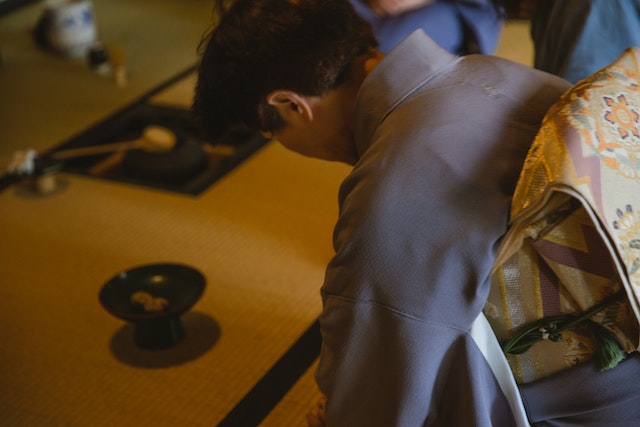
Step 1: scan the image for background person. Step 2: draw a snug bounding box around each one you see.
[500,0,640,83]
[350,0,504,54]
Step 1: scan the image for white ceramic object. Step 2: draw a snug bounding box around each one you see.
[43,0,97,58]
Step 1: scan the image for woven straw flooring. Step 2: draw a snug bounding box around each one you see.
[0,2,532,423]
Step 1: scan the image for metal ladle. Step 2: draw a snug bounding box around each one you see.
[50,125,177,160]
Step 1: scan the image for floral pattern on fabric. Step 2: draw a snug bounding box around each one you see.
[566,69,640,180]
[487,47,640,383]
[604,95,640,139]
[613,204,640,278]
[563,330,595,366]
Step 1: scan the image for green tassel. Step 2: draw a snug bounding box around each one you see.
[500,289,628,371]
[501,315,567,355]
[585,320,627,371]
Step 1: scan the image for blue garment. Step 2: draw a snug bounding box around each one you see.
[531,0,640,83]
[349,0,503,54]
[315,30,570,426]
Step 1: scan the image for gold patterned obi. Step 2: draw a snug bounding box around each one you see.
[485,47,640,384]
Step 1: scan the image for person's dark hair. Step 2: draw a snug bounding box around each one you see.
[193,0,378,142]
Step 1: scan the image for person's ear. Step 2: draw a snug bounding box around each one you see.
[266,90,314,122]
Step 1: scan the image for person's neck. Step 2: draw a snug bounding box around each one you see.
[340,50,385,164]
[365,50,385,73]
[355,49,385,86]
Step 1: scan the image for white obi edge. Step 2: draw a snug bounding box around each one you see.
[470,312,531,427]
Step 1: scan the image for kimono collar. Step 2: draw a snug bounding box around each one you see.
[353,30,460,157]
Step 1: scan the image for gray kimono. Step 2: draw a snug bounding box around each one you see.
[315,30,570,426]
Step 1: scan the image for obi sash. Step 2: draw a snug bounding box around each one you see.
[485,47,640,384]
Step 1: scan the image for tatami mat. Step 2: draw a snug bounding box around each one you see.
[0,0,214,166]
[0,4,534,424]
[0,140,349,425]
